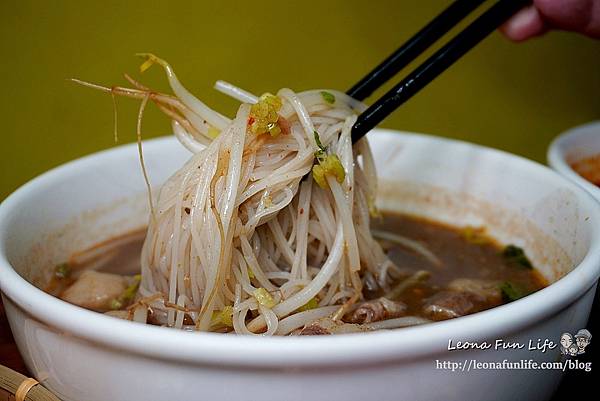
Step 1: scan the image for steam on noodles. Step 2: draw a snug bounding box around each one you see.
[75,54,405,335]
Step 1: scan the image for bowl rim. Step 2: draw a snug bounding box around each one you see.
[547,120,600,200]
[2,129,600,368]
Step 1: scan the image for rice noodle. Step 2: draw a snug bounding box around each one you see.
[85,54,404,334]
[275,306,339,335]
[372,229,443,267]
[364,316,431,330]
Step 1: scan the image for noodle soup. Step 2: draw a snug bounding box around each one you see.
[46,212,546,334]
[52,55,551,337]
[4,130,600,401]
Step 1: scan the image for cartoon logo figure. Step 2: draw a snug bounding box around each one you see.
[567,344,579,356]
[560,333,575,355]
[560,329,592,356]
[574,329,592,354]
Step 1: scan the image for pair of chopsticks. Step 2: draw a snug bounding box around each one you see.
[349,0,529,143]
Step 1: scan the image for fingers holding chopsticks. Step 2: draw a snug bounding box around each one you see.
[500,0,600,41]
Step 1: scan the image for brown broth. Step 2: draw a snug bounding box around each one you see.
[45,229,145,298]
[372,213,546,319]
[47,214,547,323]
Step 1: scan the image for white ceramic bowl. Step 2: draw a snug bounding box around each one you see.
[548,120,600,200]
[2,130,600,401]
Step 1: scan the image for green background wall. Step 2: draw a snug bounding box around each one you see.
[1,0,599,200]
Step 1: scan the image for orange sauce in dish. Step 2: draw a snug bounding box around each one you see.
[571,154,600,187]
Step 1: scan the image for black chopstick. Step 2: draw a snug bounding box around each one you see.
[347,0,486,101]
[351,0,529,143]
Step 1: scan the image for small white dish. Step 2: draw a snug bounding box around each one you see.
[548,120,600,200]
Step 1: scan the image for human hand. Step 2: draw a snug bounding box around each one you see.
[500,0,600,41]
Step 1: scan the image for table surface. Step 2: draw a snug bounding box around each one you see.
[0,298,26,375]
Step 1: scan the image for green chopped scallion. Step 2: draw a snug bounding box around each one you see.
[502,245,533,269]
[109,274,141,310]
[109,299,123,310]
[499,282,528,302]
[312,154,345,189]
[320,91,335,104]
[54,263,71,279]
[313,130,327,155]
[248,93,283,137]
[253,287,276,308]
[461,226,490,245]
[211,305,234,327]
[296,297,319,312]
